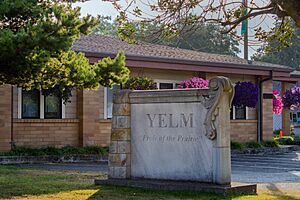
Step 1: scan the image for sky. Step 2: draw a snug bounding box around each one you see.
[73,0,274,59]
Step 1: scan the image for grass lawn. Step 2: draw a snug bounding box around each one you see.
[0,165,299,200]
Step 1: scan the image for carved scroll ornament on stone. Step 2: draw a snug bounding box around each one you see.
[203,77,234,140]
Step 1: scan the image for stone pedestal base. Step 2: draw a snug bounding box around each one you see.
[94,178,257,195]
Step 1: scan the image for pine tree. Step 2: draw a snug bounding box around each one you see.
[0,0,129,101]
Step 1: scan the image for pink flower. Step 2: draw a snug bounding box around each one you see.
[273,90,283,115]
[179,77,208,89]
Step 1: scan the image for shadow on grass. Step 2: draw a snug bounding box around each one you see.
[0,165,102,199]
[264,183,299,200]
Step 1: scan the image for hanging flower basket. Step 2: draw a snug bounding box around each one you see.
[283,87,300,110]
[232,81,259,108]
[273,90,283,114]
[178,77,209,89]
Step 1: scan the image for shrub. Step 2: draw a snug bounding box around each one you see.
[8,147,47,156]
[245,141,262,148]
[294,135,300,145]
[274,136,294,145]
[231,141,245,151]
[123,76,157,90]
[262,140,279,148]
[273,129,282,136]
[83,145,108,155]
[0,146,108,156]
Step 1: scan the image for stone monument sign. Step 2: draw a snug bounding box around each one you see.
[96,76,256,194]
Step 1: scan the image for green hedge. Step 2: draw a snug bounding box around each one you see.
[231,141,246,151]
[231,140,279,150]
[294,135,300,145]
[262,140,279,148]
[0,146,108,157]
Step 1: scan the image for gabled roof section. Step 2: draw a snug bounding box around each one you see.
[72,34,293,73]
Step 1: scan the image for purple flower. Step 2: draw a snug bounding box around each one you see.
[283,86,300,109]
[232,81,259,108]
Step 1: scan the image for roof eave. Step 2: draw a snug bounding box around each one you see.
[80,51,293,73]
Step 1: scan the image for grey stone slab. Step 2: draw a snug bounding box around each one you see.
[95,178,257,195]
[131,102,214,182]
[129,89,210,104]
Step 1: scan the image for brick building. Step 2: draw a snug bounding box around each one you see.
[0,35,299,151]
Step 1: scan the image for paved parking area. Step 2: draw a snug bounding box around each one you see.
[232,150,300,183]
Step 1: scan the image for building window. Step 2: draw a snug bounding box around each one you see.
[44,94,62,119]
[293,113,297,122]
[156,80,181,90]
[19,89,65,119]
[22,90,40,119]
[230,106,247,120]
[235,106,246,120]
[291,112,300,123]
[159,83,173,89]
[105,85,120,119]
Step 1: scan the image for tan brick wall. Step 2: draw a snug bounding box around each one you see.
[230,120,257,142]
[77,88,110,146]
[13,119,79,147]
[0,69,276,149]
[0,85,12,151]
[12,86,18,119]
[282,82,292,136]
[96,120,111,146]
[262,80,273,141]
[65,90,77,118]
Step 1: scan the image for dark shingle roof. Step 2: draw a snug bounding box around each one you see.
[72,34,292,71]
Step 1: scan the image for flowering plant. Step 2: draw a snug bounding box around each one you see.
[283,87,300,110]
[123,76,157,90]
[178,77,209,89]
[273,90,283,114]
[232,81,259,108]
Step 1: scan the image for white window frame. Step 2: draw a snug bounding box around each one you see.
[104,86,119,120]
[230,82,249,120]
[154,79,182,90]
[17,88,65,119]
[231,106,248,120]
[104,87,108,120]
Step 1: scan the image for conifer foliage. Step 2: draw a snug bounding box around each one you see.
[0,0,129,101]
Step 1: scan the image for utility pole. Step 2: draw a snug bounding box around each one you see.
[243,0,249,60]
